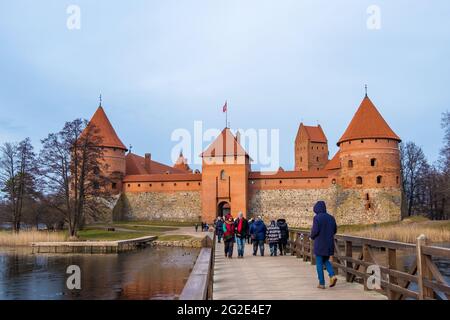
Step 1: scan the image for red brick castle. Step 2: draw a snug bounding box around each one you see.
[83,94,402,227]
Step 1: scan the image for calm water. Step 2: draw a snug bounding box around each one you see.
[0,246,199,300]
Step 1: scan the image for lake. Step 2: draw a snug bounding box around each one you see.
[0,246,199,300]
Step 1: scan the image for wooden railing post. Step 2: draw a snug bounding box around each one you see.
[387,248,398,300]
[345,241,353,282]
[416,234,433,300]
[363,243,370,291]
[310,239,316,265]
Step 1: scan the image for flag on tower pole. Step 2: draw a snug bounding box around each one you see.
[222,100,228,128]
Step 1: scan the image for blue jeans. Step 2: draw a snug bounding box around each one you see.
[253,240,265,256]
[269,243,278,256]
[236,237,245,257]
[316,255,335,285]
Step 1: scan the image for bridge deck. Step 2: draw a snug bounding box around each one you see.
[213,241,386,300]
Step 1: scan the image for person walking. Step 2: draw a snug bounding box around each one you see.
[246,218,254,244]
[310,201,338,289]
[234,212,249,259]
[216,217,224,243]
[266,220,281,256]
[249,216,266,256]
[195,223,199,232]
[277,218,289,256]
[223,214,235,259]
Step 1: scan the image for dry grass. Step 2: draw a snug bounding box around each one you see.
[349,220,450,244]
[0,230,67,246]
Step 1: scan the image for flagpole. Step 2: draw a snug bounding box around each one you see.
[226,102,228,128]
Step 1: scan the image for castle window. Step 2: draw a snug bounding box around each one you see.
[138,184,141,187]
[186,183,190,186]
[361,140,364,143]
[307,180,311,183]
[174,183,177,186]
[161,183,164,186]
[375,139,378,143]
[300,157,302,163]
[371,158,377,167]
[316,157,319,162]
[317,168,319,171]
[149,184,152,187]
[332,179,336,184]
[366,193,370,200]
[349,141,351,144]
[127,184,130,187]
[377,176,382,184]
[198,182,201,186]
[279,180,283,184]
[356,176,363,185]
[348,160,354,168]
[111,182,117,189]
[220,170,226,180]
[396,176,400,184]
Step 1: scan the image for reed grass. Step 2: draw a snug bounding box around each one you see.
[349,221,450,244]
[0,230,67,246]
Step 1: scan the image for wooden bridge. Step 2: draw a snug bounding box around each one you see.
[180,231,450,300]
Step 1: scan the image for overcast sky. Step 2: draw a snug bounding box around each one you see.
[0,0,449,171]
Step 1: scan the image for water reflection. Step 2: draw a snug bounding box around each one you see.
[0,246,199,300]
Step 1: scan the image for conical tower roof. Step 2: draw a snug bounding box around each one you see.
[83,106,127,150]
[337,96,400,146]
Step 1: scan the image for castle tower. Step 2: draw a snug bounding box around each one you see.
[82,105,128,194]
[295,123,329,171]
[337,95,401,196]
[173,150,192,172]
[200,128,251,223]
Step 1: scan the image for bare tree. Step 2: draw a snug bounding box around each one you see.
[39,119,110,238]
[400,141,428,217]
[0,138,37,232]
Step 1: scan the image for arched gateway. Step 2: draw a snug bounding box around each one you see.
[217,201,230,218]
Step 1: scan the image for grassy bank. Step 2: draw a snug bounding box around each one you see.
[0,230,67,246]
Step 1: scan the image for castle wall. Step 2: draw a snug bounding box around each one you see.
[118,191,202,222]
[248,185,401,228]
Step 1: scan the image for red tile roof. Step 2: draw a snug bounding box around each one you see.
[249,170,329,179]
[324,151,341,170]
[125,153,190,175]
[123,173,202,183]
[83,106,127,150]
[338,96,401,145]
[201,128,249,158]
[296,124,327,143]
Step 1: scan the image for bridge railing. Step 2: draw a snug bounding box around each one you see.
[179,231,216,300]
[289,230,450,300]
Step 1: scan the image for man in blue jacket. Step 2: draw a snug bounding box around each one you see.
[310,201,338,289]
[249,216,267,256]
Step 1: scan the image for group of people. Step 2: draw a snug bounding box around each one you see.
[194,222,209,232]
[213,213,289,259]
[212,200,338,290]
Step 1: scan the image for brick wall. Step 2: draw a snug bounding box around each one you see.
[248,185,401,228]
[117,191,202,222]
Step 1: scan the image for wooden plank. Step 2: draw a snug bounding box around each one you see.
[422,245,450,259]
[180,248,212,300]
[387,248,398,300]
[335,235,416,251]
[345,241,353,282]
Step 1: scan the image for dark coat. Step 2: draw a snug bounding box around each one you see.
[276,219,289,241]
[234,217,249,238]
[249,220,267,241]
[216,219,224,235]
[310,201,337,257]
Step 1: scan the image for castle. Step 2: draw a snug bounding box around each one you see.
[83,94,402,228]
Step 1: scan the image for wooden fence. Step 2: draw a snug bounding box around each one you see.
[289,230,450,300]
[179,232,216,300]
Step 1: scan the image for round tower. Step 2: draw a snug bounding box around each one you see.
[84,104,127,193]
[337,95,401,190]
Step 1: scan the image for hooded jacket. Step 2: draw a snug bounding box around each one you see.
[222,214,235,241]
[276,219,289,241]
[310,201,337,257]
[249,219,267,241]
